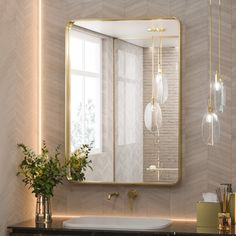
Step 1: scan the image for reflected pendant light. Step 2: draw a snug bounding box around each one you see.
[144,36,162,132]
[213,0,225,113]
[155,32,168,104]
[144,98,162,132]
[202,0,220,146]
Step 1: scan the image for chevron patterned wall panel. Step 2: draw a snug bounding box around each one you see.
[232,0,236,187]
[41,0,233,219]
[0,0,38,235]
[207,0,232,192]
[0,1,234,234]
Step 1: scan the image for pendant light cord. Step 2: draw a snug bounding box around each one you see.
[209,0,212,109]
[152,36,155,99]
[219,0,221,75]
[160,32,163,73]
[157,31,162,73]
[157,43,160,72]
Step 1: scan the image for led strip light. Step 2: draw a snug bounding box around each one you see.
[38,0,42,153]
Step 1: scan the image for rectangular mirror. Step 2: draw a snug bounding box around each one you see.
[65,18,181,185]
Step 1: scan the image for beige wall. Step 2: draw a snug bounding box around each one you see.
[41,0,233,219]
[0,1,235,234]
[0,0,38,235]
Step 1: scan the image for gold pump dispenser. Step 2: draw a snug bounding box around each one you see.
[230,194,236,224]
[227,183,236,225]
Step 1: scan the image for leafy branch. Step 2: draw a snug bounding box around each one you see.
[70,144,93,181]
[17,141,67,197]
[17,141,93,197]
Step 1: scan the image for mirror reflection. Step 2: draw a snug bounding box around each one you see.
[65,18,181,185]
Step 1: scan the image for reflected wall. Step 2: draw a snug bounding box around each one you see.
[115,39,144,182]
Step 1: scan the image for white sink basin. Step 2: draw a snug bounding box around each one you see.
[63,216,172,231]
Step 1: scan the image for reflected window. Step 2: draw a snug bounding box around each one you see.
[117,49,138,145]
[69,29,102,153]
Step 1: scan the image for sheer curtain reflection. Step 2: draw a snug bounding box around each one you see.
[70,30,101,153]
[115,39,143,182]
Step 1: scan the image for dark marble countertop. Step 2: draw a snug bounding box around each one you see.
[7,217,236,235]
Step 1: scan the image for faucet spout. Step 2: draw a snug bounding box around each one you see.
[128,189,138,199]
[107,192,119,200]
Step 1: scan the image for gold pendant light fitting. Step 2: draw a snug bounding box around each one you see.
[208,0,213,111]
[147,27,165,33]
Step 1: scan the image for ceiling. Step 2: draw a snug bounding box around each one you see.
[74,19,180,48]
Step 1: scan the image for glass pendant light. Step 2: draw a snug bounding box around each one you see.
[202,0,220,146]
[144,98,162,132]
[212,0,225,113]
[213,71,225,113]
[144,36,162,132]
[202,101,220,146]
[155,31,168,105]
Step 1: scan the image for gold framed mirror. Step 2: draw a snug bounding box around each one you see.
[65,18,182,185]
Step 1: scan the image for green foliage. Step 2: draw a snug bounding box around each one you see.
[17,141,67,197]
[69,144,92,181]
[17,142,93,196]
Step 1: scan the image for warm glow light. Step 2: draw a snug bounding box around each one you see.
[38,0,42,153]
[172,218,196,222]
[213,72,221,91]
[213,72,225,113]
[206,113,213,123]
[53,215,197,222]
[54,215,80,218]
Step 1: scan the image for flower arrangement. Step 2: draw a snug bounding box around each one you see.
[69,144,92,181]
[17,142,93,197]
[17,142,66,197]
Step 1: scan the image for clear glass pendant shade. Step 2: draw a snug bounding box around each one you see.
[155,72,168,104]
[144,101,162,132]
[212,73,225,113]
[201,110,220,146]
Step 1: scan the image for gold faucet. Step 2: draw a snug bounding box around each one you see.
[128,189,138,199]
[107,192,119,200]
[128,189,138,211]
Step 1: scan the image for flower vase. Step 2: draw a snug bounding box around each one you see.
[35,195,52,224]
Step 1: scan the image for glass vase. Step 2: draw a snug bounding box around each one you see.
[35,194,52,224]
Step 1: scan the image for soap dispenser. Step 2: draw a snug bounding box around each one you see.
[220,183,236,225]
[226,184,236,225]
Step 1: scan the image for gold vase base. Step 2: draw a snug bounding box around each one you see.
[218,212,231,232]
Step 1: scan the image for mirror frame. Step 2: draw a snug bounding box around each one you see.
[65,17,182,186]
